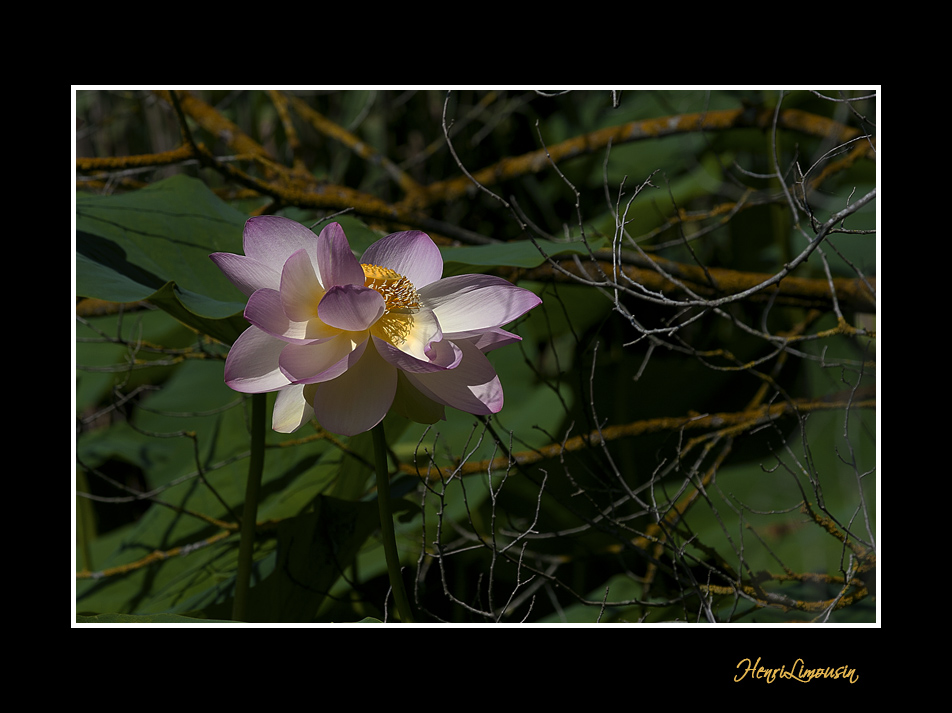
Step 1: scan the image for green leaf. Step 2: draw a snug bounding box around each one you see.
[440,237,607,272]
[246,496,382,622]
[74,394,339,619]
[76,175,250,344]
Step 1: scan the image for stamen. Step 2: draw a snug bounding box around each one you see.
[361,263,421,345]
[361,264,421,314]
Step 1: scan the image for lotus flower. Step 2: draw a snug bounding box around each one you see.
[210,217,541,436]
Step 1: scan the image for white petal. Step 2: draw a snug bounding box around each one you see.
[419,275,541,334]
[272,384,317,433]
[224,326,292,393]
[281,248,325,323]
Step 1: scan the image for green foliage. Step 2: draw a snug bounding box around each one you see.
[75,89,877,624]
[77,175,249,344]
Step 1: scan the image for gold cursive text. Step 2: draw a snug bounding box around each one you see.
[734,657,858,684]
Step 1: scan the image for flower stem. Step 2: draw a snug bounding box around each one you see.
[232,392,266,622]
[372,421,414,623]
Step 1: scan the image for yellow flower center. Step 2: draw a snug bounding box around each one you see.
[361,263,421,345]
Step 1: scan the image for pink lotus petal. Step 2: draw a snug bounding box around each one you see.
[423,338,463,369]
[244,288,330,344]
[315,222,365,288]
[280,248,324,323]
[375,335,462,373]
[419,275,541,334]
[360,230,443,288]
[372,307,456,373]
[211,218,542,435]
[318,284,385,332]
[210,252,281,296]
[245,288,298,340]
[246,287,339,345]
[279,334,368,384]
[224,326,292,393]
[243,216,319,273]
[312,341,398,436]
[272,383,317,433]
[404,339,503,415]
[371,307,443,366]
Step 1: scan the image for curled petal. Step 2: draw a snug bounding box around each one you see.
[319,285,385,332]
[360,230,443,288]
[279,334,368,384]
[373,307,443,366]
[404,339,503,415]
[424,338,463,369]
[375,337,461,373]
[272,383,317,433]
[315,222,365,288]
[312,341,397,436]
[224,326,292,393]
[372,307,456,373]
[420,275,541,335]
